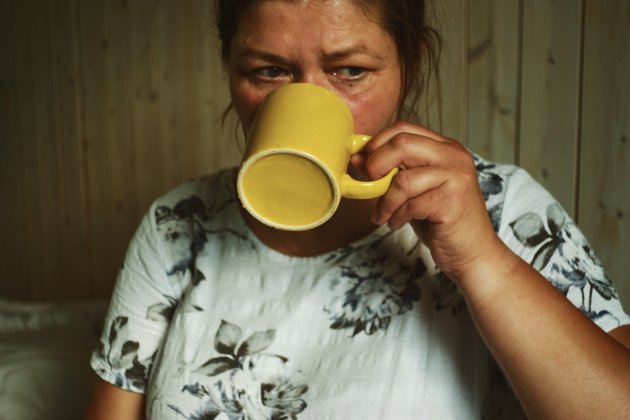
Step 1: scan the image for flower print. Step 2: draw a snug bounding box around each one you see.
[156,195,255,276]
[325,257,426,336]
[156,196,211,276]
[550,223,618,318]
[487,202,504,232]
[510,203,566,272]
[432,272,466,316]
[475,159,504,201]
[475,157,507,232]
[510,204,619,321]
[324,230,393,264]
[170,320,308,420]
[261,375,309,416]
[94,316,152,391]
[146,271,205,323]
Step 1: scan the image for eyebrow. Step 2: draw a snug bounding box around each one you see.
[235,43,386,62]
[235,49,288,64]
[324,44,385,61]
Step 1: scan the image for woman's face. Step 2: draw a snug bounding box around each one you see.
[228,0,402,137]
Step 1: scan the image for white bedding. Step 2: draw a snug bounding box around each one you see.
[0,299,108,420]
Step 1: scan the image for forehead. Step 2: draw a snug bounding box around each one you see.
[232,0,391,55]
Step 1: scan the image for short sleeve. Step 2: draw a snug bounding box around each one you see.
[90,204,179,393]
[497,169,630,332]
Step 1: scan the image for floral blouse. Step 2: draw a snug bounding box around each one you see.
[91,155,630,419]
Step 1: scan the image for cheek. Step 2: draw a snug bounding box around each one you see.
[230,81,269,133]
[348,92,400,136]
[231,93,262,133]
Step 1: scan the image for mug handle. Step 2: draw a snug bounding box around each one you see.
[341,134,399,199]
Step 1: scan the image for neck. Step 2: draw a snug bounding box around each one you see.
[241,198,380,257]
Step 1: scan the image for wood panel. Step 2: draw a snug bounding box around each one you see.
[579,0,630,306]
[11,1,47,298]
[0,0,89,300]
[180,0,235,178]
[47,0,92,299]
[0,1,627,307]
[79,0,138,297]
[519,0,582,217]
[0,0,22,298]
[427,0,468,141]
[128,0,165,215]
[72,0,236,298]
[467,0,520,164]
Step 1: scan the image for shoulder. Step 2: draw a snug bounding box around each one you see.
[152,168,238,218]
[472,155,630,330]
[472,153,568,246]
[124,168,239,259]
[472,153,547,232]
[145,167,243,276]
[473,153,537,200]
[142,168,240,235]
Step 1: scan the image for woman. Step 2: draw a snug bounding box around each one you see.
[86,0,630,418]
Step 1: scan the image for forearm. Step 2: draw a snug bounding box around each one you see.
[85,377,146,420]
[458,242,630,419]
[364,122,630,416]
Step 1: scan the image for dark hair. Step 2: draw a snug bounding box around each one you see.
[215,0,441,122]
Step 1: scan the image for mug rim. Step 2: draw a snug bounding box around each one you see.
[237,148,342,231]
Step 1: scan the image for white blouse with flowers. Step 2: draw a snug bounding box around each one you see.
[91,155,630,420]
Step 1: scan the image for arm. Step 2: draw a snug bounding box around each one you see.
[87,206,181,419]
[85,377,146,420]
[460,240,630,418]
[366,121,630,418]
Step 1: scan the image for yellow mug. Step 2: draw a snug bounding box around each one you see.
[237,83,398,231]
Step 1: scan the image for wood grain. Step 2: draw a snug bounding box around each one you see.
[519,0,582,217]
[467,0,520,164]
[0,0,627,307]
[579,0,630,307]
[0,0,22,298]
[428,0,468,141]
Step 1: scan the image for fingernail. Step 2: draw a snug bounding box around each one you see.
[388,219,405,231]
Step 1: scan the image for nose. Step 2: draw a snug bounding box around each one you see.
[293,71,330,90]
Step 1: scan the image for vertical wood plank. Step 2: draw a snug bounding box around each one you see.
[10,1,68,299]
[579,0,630,307]
[467,0,520,164]
[1,0,628,305]
[79,0,138,298]
[34,1,64,299]
[10,0,41,298]
[206,2,243,174]
[519,0,582,217]
[0,0,24,298]
[47,0,92,299]
[427,0,468,141]
[154,0,190,192]
[179,0,227,179]
[128,0,164,214]
[157,0,238,189]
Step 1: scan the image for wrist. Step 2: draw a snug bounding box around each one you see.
[450,237,524,309]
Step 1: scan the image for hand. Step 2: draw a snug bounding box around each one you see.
[362,121,508,285]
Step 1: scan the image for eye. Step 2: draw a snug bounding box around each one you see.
[253,66,289,79]
[332,66,366,80]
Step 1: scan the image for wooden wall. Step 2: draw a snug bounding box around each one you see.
[0,0,628,308]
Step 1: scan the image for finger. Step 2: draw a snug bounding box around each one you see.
[387,170,485,231]
[386,187,445,231]
[367,120,450,152]
[349,152,368,173]
[372,166,449,225]
[366,133,464,179]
